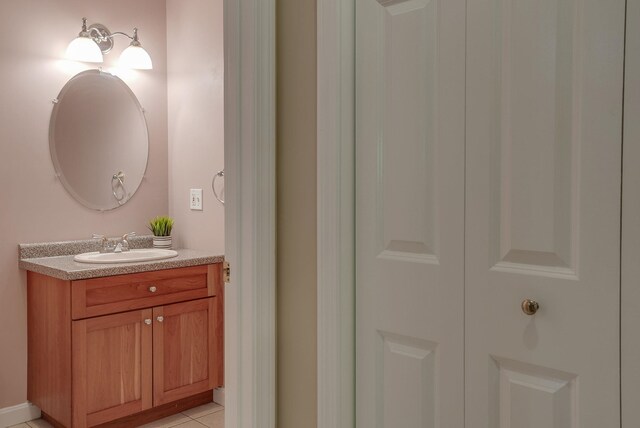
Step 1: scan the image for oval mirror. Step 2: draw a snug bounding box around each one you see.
[49,70,149,210]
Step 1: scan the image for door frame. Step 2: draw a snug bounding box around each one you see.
[317,0,355,427]
[225,1,276,427]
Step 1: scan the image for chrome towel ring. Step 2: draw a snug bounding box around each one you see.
[212,169,224,205]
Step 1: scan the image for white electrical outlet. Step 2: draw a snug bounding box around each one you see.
[190,188,203,210]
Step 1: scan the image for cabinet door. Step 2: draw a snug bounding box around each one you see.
[153,297,220,406]
[72,309,153,427]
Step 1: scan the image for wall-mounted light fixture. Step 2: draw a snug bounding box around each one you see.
[66,18,153,70]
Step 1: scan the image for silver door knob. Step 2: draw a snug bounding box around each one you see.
[521,299,540,315]
[144,318,152,325]
[148,286,157,293]
[156,316,164,323]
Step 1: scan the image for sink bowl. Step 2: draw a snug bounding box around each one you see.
[74,248,178,264]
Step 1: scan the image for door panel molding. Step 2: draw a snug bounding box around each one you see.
[490,356,577,428]
[376,331,438,428]
[374,0,439,263]
[488,0,581,278]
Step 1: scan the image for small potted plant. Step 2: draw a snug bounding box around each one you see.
[148,215,174,249]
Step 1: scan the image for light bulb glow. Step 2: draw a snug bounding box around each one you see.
[65,36,103,63]
[119,44,153,70]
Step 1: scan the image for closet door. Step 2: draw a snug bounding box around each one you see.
[465,0,625,426]
[355,0,465,426]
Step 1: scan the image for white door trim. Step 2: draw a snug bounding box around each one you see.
[225,0,276,427]
[317,0,356,427]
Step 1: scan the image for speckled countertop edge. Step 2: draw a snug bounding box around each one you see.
[19,238,224,280]
[19,235,155,259]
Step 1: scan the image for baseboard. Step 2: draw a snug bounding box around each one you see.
[0,402,41,427]
[213,387,225,406]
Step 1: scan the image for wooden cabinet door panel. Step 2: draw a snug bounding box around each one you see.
[153,297,220,406]
[72,309,153,427]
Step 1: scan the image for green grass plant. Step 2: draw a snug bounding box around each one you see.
[148,216,174,236]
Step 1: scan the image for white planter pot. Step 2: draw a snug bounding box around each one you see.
[153,236,172,249]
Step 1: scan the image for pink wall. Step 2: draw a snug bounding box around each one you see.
[166,0,225,253]
[0,0,168,408]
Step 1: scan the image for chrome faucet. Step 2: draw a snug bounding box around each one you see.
[93,232,136,253]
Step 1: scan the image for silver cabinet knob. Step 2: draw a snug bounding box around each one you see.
[156,316,164,323]
[144,318,152,325]
[521,299,540,315]
[148,286,157,293]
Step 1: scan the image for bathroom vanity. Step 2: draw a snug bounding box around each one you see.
[19,239,224,428]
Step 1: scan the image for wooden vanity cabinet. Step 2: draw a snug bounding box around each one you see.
[27,263,223,428]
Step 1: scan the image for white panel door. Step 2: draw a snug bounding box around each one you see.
[465,0,625,426]
[355,0,465,426]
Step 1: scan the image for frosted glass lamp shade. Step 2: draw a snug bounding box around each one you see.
[119,44,153,70]
[66,36,103,63]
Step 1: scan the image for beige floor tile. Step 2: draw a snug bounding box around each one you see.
[170,420,207,428]
[138,412,193,428]
[195,410,224,428]
[26,420,53,428]
[181,402,223,419]
[7,424,30,428]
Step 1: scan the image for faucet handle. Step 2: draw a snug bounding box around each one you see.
[92,234,112,253]
[121,232,136,252]
[92,234,108,245]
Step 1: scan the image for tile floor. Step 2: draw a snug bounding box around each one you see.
[8,402,224,428]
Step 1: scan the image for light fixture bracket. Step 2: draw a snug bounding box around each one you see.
[67,18,152,69]
[87,23,114,54]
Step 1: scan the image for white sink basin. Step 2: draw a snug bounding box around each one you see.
[74,249,178,264]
